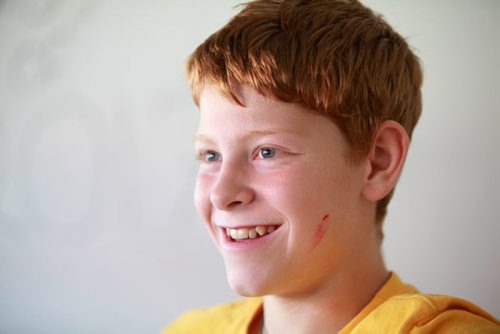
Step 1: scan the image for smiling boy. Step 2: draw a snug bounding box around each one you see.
[164,0,499,333]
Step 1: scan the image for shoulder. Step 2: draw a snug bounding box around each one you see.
[355,293,500,333]
[163,298,262,334]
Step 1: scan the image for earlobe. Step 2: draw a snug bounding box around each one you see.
[362,120,409,202]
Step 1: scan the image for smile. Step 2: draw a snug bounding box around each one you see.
[225,225,279,241]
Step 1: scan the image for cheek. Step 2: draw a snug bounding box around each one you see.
[310,214,330,251]
[261,166,318,206]
[194,173,213,221]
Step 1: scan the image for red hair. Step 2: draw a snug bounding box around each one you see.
[186,0,423,225]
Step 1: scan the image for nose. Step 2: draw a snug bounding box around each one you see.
[210,163,255,210]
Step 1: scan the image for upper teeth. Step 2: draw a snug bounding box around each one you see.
[226,226,277,240]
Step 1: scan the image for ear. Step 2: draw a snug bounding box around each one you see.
[362,120,410,202]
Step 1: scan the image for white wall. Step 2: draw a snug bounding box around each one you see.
[0,1,498,333]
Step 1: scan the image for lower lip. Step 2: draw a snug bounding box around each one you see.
[218,227,280,251]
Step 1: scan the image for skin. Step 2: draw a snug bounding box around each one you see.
[194,85,409,333]
[311,214,330,251]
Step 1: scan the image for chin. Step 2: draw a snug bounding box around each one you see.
[228,280,266,297]
[225,266,270,297]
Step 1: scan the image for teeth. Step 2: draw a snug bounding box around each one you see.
[226,226,277,241]
[229,229,239,239]
[237,228,249,239]
[248,229,257,239]
[255,226,267,236]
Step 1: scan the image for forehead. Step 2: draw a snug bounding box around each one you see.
[198,85,317,129]
[196,85,350,153]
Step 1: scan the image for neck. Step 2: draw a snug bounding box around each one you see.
[261,253,388,334]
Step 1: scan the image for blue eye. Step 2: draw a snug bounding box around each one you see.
[201,150,221,162]
[259,147,277,159]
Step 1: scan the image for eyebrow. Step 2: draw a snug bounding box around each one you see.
[194,129,300,143]
[194,134,215,144]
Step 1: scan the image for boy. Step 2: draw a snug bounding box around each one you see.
[165,0,499,333]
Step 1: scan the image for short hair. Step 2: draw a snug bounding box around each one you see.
[186,0,423,226]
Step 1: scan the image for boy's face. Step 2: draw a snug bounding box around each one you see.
[194,85,375,297]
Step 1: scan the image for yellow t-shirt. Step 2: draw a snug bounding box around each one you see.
[164,273,499,333]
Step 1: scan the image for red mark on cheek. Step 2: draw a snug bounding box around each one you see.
[311,214,330,251]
